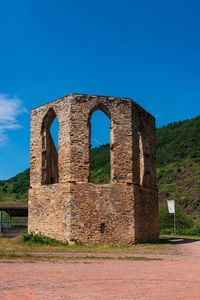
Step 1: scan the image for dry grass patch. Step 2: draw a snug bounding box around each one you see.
[0,251,162,262]
[0,235,175,257]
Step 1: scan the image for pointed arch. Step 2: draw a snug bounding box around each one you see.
[41,108,59,185]
[88,104,112,183]
[88,103,111,126]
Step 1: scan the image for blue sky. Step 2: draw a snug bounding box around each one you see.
[0,0,200,179]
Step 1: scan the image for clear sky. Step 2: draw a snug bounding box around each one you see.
[0,0,200,179]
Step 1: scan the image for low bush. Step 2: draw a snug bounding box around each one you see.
[22,232,67,245]
[159,203,194,235]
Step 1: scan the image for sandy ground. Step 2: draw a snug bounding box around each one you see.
[1,237,200,300]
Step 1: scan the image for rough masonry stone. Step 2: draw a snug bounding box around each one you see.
[28,93,159,244]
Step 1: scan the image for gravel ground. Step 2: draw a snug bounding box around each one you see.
[1,238,200,300]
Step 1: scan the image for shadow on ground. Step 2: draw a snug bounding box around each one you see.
[160,236,199,245]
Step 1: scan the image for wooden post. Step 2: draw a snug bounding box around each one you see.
[9,215,11,229]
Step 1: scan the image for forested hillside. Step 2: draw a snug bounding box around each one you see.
[156,115,200,167]
[157,115,200,218]
[90,144,110,183]
[0,115,199,218]
[0,169,29,202]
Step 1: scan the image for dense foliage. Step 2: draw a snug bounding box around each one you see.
[159,203,200,236]
[22,231,67,245]
[159,203,193,233]
[156,115,200,167]
[0,169,30,202]
[156,115,200,217]
[90,144,110,183]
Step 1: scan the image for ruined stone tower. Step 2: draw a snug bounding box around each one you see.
[28,94,159,244]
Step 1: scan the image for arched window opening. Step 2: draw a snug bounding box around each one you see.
[89,109,111,184]
[41,108,59,185]
[50,117,59,152]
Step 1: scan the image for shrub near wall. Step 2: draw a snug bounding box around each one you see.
[159,203,195,235]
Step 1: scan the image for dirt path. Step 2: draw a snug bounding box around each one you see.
[1,238,200,300]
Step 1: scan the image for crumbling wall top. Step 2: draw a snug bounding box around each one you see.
[31,93,155,121]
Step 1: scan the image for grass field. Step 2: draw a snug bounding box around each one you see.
[0,235,175,261]
[0,236,170,253]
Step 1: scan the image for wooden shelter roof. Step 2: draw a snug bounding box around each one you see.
[0,203,28,217]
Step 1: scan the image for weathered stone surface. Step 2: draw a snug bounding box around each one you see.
[28,93,159,244]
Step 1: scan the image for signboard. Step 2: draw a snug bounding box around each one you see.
[167,200,175,214]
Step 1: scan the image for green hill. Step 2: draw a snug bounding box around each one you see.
[0,169,29,202]
[90,144,110,183]
[0,115,200,218]
[157,115,200,218]
[156,116,200,167]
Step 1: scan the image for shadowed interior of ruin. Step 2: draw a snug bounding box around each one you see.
[41,108,59,185]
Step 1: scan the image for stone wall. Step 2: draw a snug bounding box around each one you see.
[28,94,159,244]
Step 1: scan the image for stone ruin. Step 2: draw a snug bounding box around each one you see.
[28,94,159,244]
